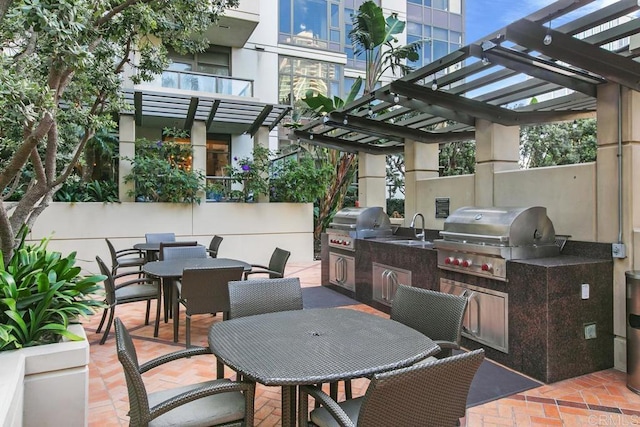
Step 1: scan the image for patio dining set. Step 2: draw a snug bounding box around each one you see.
[98,234,485,426]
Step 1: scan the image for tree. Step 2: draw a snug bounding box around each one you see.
[520,119,596,168]
[0,0,239,264]
[349,0,421,92]
[439,141,476,176]
[299,0,422,245]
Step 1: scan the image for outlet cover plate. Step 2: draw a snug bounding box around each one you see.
[584,322,597,339]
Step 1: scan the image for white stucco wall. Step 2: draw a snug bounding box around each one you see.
[26,202,314,274]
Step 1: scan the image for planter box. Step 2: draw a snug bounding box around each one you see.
[0,324,89,427]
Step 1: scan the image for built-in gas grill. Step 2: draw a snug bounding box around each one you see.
[434,206,559,281]
[327,207,393,252]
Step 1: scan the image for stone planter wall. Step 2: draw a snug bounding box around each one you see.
[0,324,89,427]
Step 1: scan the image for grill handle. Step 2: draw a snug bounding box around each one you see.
[439,231,509,243]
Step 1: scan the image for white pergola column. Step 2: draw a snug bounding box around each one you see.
[358,153,386,209]
[191,120,207,201]
[118,115,136,202]
[404,140,439,225]
[596,83,640,371]
[473,119,520,207]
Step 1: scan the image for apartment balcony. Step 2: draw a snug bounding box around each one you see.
[125,69,289,135]
[147,70,253,98]
[204,0,259,48]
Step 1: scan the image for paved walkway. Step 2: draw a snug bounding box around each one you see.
[84,261,640,426]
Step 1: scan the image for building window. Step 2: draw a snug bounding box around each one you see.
[166,46,230,76]
[279,0,342,52]
[278,55,343,109]
[206,135,231,178]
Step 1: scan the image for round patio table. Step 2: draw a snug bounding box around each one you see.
[208,307,440,427]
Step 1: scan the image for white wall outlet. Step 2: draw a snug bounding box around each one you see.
[584,323,597,339]
[581,283,589,299]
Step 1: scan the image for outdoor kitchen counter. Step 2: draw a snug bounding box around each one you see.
[321,232,614,383]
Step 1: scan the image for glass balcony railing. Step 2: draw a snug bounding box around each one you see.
[148,70,253,97]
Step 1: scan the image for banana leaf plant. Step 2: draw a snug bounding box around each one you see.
[349,0,423,94]
[0,228,105,351]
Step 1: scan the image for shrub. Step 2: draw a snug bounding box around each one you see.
[123,138,204,203]
[270,157,332,203]
[0,231,105,351]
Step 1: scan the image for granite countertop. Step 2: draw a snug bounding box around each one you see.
[510,254,611,267]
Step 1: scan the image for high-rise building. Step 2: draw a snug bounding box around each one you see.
[120,0,465,200]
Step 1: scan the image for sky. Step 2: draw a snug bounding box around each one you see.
[465,0,617,45]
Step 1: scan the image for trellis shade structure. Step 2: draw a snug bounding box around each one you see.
[294,0,640,154]
[122,88,291,136]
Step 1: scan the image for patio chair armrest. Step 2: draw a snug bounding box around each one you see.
[112,269,153,281]
[148,379,255,421]
[299,385,355,427]
[244,268,284,278]
[140,346,212,373]
[113,276,158,291]
[434,340,459,351]
[115,248,145,258]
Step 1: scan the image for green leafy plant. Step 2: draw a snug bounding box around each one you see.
[270,157,332,203]
[225,145,271,202]
[53,179,119,203]
[123,138,205,203]
[0,230,105,351]
[205,180,226,201]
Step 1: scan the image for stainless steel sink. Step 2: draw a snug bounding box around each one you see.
[386,239,434,248]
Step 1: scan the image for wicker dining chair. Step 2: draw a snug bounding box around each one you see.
[105,238,146,276]
[114,318,255,427]
[161,244,207,322]
[207,235,224,258]
[158,240,199,261]
[391,285,469,359]
[145,232,176,244]
[338,285,469,401]
[174,266,245,349]
[226,277,303,382]
[95,256,161,344]
[228,277,303,319]
[244,247,291,279]
[299,349,485,427]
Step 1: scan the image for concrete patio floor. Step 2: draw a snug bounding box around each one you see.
[83,260,640,426]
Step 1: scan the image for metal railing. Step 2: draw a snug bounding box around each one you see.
[149,70,253,97]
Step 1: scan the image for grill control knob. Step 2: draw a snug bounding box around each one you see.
[481,263,493,272]
[453,258,462,266]
[444,257,453,265]
[462,259,472,267]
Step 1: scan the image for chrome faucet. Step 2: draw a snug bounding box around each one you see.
[410,212,426,241]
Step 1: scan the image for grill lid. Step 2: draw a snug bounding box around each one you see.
[328,206,392,238]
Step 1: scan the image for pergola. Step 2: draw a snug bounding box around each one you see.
[294,0,640,155]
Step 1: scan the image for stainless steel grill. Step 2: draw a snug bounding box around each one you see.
[327,207,393,251]
[434,206,560,281]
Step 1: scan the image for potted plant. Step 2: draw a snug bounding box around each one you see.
[0,228,105,426]
[225,145,271,202]
[206,181,226,202]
